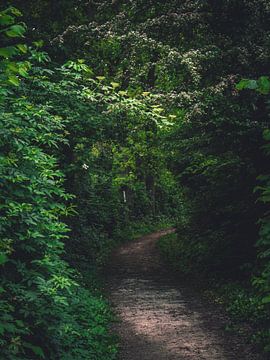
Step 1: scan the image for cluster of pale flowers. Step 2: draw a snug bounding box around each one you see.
[82,163,89,170]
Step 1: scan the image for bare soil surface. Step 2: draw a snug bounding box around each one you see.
[105,229,265,360]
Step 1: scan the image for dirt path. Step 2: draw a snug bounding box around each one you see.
[105,229,264,360]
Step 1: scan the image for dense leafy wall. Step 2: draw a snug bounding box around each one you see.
[0,8,119,359]
[0,6,177,358]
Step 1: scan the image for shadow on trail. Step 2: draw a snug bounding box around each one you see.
[105,229,264,360]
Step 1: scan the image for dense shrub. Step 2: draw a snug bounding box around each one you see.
[0,6,177,357]
[0,9,112,359]
[23,58,177,267]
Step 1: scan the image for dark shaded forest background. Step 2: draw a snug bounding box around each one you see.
[1,0,270,358]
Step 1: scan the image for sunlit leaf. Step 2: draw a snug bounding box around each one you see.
[5,24,26,38]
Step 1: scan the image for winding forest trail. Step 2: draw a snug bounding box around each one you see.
[106,230,263,360]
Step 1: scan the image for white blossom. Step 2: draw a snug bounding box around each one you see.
[82,163,89,170]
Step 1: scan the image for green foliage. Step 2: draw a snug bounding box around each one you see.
[236,74,270,349]
[237,77,270,95]
[115,215,175,244]
[158,232,183,269]
[0,5,178,358]
[0,6,30,87]
[3,0,270,356]
[206,283,270,352]
[23,57,177,268]
[0,8,117,359]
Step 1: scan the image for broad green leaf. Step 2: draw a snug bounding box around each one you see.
[16,44,27,53]
[7,61,19,72]
[263,129,270,141]
[236,79,250,90]
[0,46,18,58]
[23,343,45,359]
[262,295,270,304]
[17,63,30,77]
[8,7,23,17]
[110,82,120,88]
[0,14,14,25]
[8,75,20,86]
[246,79,258,90]
[257,76,270,94]
[236,79,258,90]
[5,24,26,38]
[33,40,44,48]
[0,253,7,265]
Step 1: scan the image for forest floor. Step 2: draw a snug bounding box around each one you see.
[105,229,265,360]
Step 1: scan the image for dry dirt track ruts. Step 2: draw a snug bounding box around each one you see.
[105,229,264,360]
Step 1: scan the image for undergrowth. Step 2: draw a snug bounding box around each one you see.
[114,216,175,244]
[158,232,270,353]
